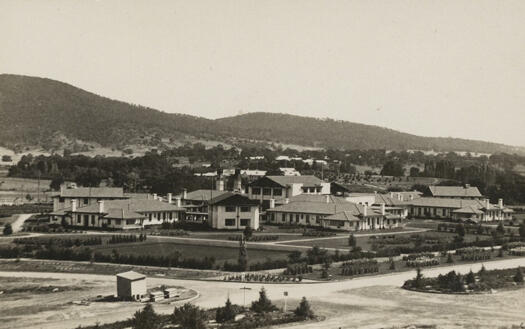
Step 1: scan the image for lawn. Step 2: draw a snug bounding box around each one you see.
[188,232,312,242]
[94,242,291,264]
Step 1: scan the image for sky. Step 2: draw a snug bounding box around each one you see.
[1,0,524,146]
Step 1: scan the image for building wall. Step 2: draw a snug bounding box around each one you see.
[210,205,259,230]
[117,277,147,300]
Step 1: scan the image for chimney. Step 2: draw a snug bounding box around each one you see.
[234,168,242,192]
[465,184,471,189]
[153,193,157,200]
[363,204,368,217]
[173,197,181,207]
[71,199,77,212]
[485,199,490,209]
[216,178,224,191]
[381,203,386,216]
[325,195,330,203]
[269,199,275,209]
[498,198,503,208]
[167,193,173,204]
[98,200,105,213]
[284,198,290,204]
[182,188,188,199]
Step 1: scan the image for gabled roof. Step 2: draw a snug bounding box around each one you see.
[104,208,146,219]
[429,186,482,198]
[57,187,125,198]
[404,197,484,209]
[323,211,361,222]
[116,271,145,281]
[184,189,230,202]
[452,206,484,214]
[268,200,381,217]
[72,199,185,214]
[250,175,325,188]
[208,193,259,206]
[287,194,347,204]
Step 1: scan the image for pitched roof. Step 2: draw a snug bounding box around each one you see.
[323,211,361,222]
[250,175,325,188]
[104,208,146,219]
[58,187,125,198]
[72,199,185,214]
[208,193,259,206]
[287,194,347,204]
[116,271,145,281]
[404,197,484,209]
[268,200,381,217]
[429,186,482,198]
[184,189,230,201]
[452,205,484,214]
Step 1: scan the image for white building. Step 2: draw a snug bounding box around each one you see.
[116,271,147,301]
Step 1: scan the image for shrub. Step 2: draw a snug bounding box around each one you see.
[3,223,13,236]
[216,298,238,323]
[514,267,523,284]
[294,297,314,319]
[250,287,277,313]
[171,303,207,329]
[131,304,163,329]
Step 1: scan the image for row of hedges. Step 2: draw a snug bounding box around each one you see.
[406,257,440,267]
[302,230,336,237]
[228,235,279,242]
[108,234,146,244]
[456,247,492,261]
[223,273,300,283]
[13,237,102,247]
[341,259,379,276]
[402,253,436,261]
[283,263,313,276]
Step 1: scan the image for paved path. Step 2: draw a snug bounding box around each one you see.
[10,213,34,233]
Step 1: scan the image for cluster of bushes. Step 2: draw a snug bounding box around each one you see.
[404,266,524,294]
[406,256,440,267]
[223,273,299,283]
[153,229,188,237]
[13,236,102,247]
[108,234,147,244]
[503,241,525,251]
[302,230,336,237]
[341,259,379,276]
[227,235,279,242]
[283,263,313,276]
[402,253,435,261]
[456,247,492,261]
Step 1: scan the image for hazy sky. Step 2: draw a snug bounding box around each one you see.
[1,0,524,146]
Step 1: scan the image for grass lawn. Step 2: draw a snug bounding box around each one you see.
[93,242,291,264]
[188,232,311,242]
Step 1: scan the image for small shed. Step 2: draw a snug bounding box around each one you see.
[164,287,180,299]
[116,271,147,301]
[149,290,164,302]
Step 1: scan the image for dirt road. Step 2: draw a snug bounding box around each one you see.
[1,257,524,329]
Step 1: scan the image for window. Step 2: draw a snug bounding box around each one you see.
[116,219,121,226]
[316,216,321,224]
[240,218,249,226]
[59,197,65,203]
[225,206,236,212]
[77,215,81,224]
[225,218,236,226]
[149,213,152,221]
[240,206,250,212]
[273,188,282,196]
[83,198,89,205]
[126,219,135,225]
[252,187,261,195]
[263,188,272,196]
[296,214,300,222]
[306,214,310,223]
[84,215,89,224]
[91,215,95,225]
[282,213,286,222]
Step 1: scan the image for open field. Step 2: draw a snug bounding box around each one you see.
[94,241,291,264]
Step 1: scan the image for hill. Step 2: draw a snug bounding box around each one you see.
[0,74,523,154]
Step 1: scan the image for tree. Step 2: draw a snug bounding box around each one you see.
[446,253,454,263]
[216,297,237,323]
[456,224,466,237]
[50,175,65,191]
[389,257,396,270]
[348,234,357,249]
[519,222,525,240]
[414,267,424,289]
[131,304,163,329]
[294,297,314,319]
[3,223,13,236]
[465,270,475,285]
[409,167,420,177]
[243,225,253,240]
[251,287,277,313]
[380,161,405,177]
[514,267,523,284]
[496,222,505,235]
[172,303,207,329]
[288,250,302,264]
[478,264,487,275]
[238,238,248,271]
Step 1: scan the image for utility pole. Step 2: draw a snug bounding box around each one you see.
[283,291,288,312]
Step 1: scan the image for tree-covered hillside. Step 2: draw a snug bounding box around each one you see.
[1,74,523,154]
